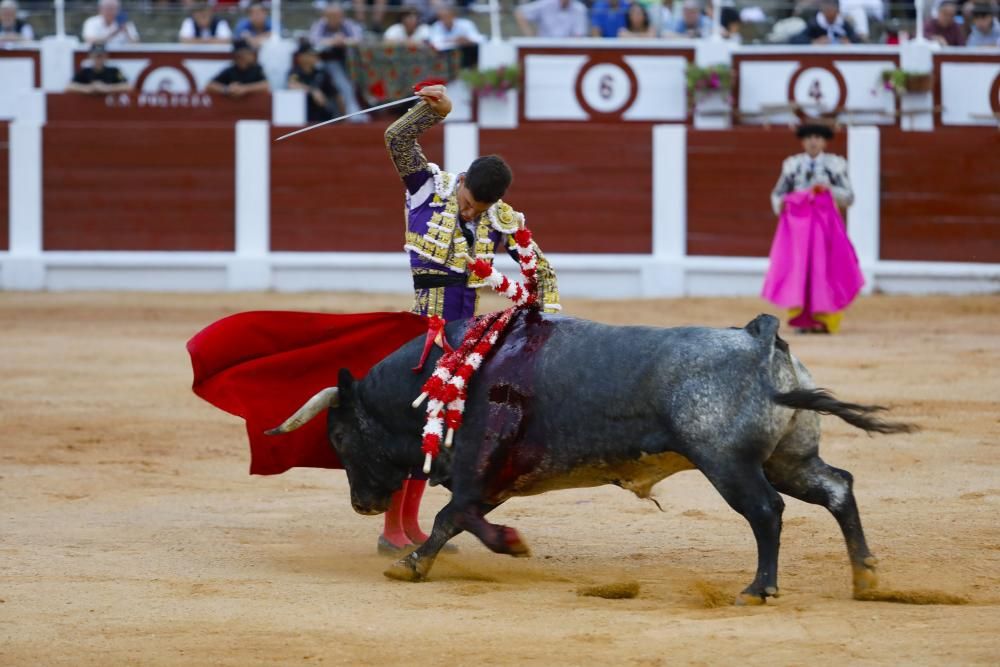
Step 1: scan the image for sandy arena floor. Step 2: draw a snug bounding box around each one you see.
[1,291,998,666]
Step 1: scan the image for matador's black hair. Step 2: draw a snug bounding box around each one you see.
[464,155,512,204]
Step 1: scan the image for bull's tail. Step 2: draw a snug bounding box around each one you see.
[772,388,917,435]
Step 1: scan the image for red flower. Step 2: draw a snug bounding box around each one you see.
[469,259,494,279]
[368,80,386,100]
[513,228,533,248]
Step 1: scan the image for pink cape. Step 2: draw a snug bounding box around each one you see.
[187,311,428,475]
[761,190,864,325]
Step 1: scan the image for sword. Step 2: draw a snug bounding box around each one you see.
[274,95,421,142]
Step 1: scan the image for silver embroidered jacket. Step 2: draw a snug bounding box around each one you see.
[770,152,854,216]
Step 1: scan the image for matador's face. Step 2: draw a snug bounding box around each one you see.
[801,135,826,158]
[456,175,493,223]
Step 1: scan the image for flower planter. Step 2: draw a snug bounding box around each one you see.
[904,74,933,94]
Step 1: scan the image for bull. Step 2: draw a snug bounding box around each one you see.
[267,311,914,604]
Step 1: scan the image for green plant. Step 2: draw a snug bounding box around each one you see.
[460,64,520,97]
[879,68,933,96]
[685,64,733,109]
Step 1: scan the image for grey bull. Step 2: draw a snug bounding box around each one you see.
[267,311,915,604]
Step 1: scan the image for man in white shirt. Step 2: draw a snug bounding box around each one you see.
[429,2,484,51]
[178,3,233,44]
[515,0,589,37]
[0,0,34,42]
[82,0,139,46]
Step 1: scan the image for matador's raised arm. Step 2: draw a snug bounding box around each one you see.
[383,101,445,193]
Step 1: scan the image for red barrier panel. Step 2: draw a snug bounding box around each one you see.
[269,123,444,251]
[43,124,235,251]
[880,128,1000,263]
[480,124,653,253]
[0,122,8,251]
[687,128,845,257]
[46,92,270,124]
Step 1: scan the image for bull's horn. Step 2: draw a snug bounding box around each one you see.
[265,387,339,435]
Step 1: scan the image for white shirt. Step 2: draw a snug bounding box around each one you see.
[0,19,34,41]
[518,0,589,38]
[383,22,431,43]
[82,14,140,45]
[429,17,484,50]
[178,16,233,41]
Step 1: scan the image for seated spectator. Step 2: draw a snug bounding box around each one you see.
[619,3,654,37]
[384,7,432,43]
[66,44,132,95]
[792,0,861,43]
[839,0,883,41]
[311,2,363,50]
[670,0,713,37]
[0,0,33,42]
[591,0,631,38]
[309,2,364,119]
[651,0,674,37]
[720,6,743,41]
[288,43,337,122]
[429,1,484,50]
[179,3,232,44]
[82,0,139,46]
[207,40,270,97]
[966,3,999,45]
[925,0,965,45]
[352,0,388,31]
[234,2,271,50]
[515,0,589,38]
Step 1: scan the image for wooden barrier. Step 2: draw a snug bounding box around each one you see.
[269,124,444,252]
[480,124,653,253]
[42,124,235,251]
[880,128,1000,264]
[46,92,270,124]
[686,127,847,257]
[0,122,7,251]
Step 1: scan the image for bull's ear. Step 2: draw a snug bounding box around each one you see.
[337,368,355,396]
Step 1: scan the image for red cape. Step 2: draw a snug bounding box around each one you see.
[187,311,427,475]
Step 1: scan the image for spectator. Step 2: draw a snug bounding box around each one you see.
[311,2,364,49]
[179,3,232,44]
[288,43,337,122]
[619,3,655,36]
[839,0,883,40]
[429,1,484,50]
[82,0,139,46]
[925,0,965,45]
[591,0,631,38]
[651,0,674,36]
[384,7,432,43]
[309,3,365,120]
[352,0,388,30]
[207,40,270,97]
[515,0,589,38]
[670,0,713,37]
[234,2,271,50]
[966,3,999,44]
[720,5,743,41]
[793,0,861,43]
[0,0,33,42]
[67,44,132,95]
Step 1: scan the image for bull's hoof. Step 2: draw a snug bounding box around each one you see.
[734,592,767,606]
[383,554,425,583]
[851,560,879,598]
[503,527,531,558]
